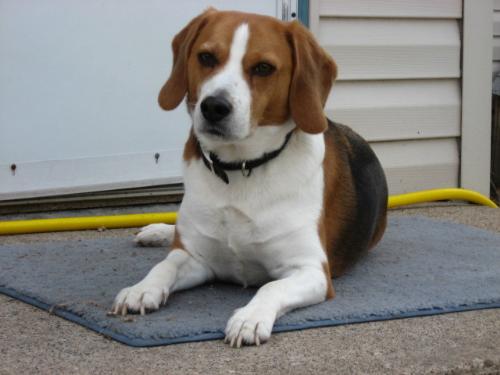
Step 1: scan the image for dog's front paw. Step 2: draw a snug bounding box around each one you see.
[134,223,175,247]
[224,305,275,347]
[111,283,168,316]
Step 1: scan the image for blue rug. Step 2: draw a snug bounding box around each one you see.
[1,215,499,347]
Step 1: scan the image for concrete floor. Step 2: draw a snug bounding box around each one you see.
[1,204,499,374]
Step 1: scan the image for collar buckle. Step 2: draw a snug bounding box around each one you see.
[200,147,214,172]
[241,161,252,177]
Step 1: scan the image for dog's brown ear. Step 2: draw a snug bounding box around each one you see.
[287,21,337,134]
[158,8,216,110]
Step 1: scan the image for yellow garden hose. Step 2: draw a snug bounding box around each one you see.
[387,188,498,209]
[0,212,177,236]
[0,188,496,235]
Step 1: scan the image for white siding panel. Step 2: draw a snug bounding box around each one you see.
[319,0,462,19]
[493,36,500,61]
[327,80,461,142]
[315,1,461,193]
[320,18,460,80]
[320,18,459,46]
[492,9,499,74]
[372,139,460,195]
[493,11,500,35]
[493,62,500,76]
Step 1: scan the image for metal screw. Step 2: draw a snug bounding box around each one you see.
[154,153,160,164]
[10,163,16,176]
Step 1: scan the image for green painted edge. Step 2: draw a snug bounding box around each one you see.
[298,0,309,27]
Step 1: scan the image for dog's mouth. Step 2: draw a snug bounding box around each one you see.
[199,120,237,140]
[204,126,226,137]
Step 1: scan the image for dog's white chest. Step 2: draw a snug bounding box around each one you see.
[183,202,271,286]
[220,206,256,248]
[218,206,269,284]
[177,130,326,286]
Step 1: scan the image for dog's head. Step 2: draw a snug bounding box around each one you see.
[158,9,336,150]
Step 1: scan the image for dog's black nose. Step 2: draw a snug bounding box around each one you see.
[200,96,232,123]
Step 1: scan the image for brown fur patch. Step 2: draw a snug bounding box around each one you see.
[319,122,388,278]
[320,128,356,277]
[287,21,337,134]
[171,227,187,252]
[182,128,201,162]
[158,8,217,110]
[322,262,335,300]
[244,20,293,126]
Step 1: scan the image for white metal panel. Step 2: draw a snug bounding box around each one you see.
[327,80,461,142]
[319,18,461,80]
[372,139,460,195]
[319,0,462,19]
[0,151,180,201]
[0,0,277,200]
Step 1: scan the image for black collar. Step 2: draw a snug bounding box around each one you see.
[198,130,294,184]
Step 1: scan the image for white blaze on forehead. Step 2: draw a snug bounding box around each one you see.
[199,23,250,93]
[226,23,249,72]
[205,22,249,89]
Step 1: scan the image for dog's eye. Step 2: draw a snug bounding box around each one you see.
[198,52,218,68]
[251,62,275,77]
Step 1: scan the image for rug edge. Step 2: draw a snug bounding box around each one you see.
[2,285,499,348]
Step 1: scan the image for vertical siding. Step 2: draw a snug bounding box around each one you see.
[461,0,492,197]
[312,0,462,194]
[493,0,500,75]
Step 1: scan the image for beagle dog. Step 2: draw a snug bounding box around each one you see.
[112,9,388,347]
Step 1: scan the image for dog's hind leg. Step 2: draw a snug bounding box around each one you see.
[134,223,175,247]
